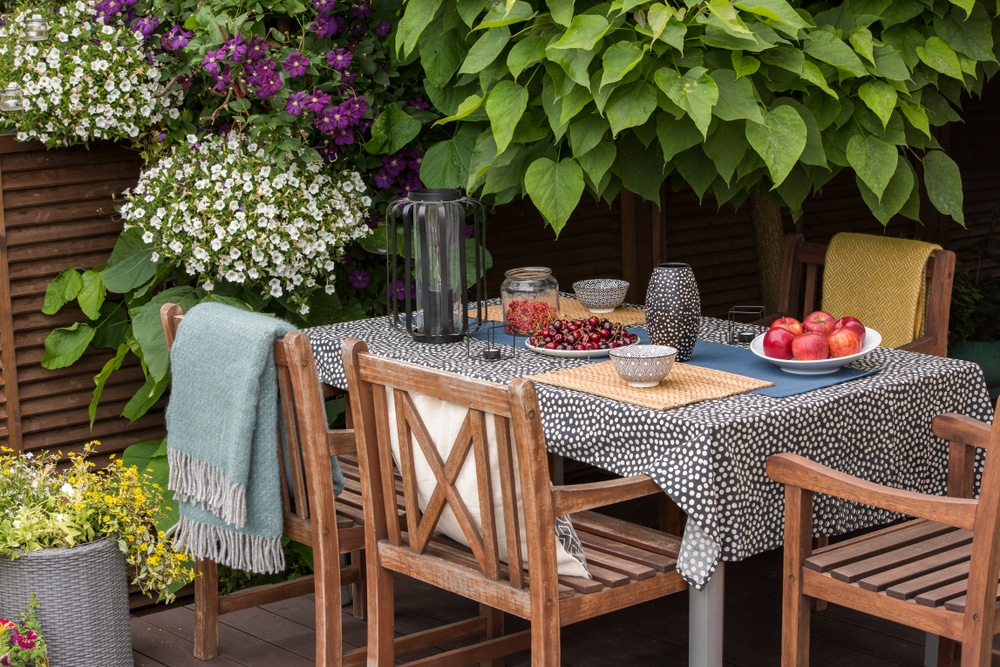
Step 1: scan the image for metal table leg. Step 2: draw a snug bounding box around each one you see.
[689,562,725,667]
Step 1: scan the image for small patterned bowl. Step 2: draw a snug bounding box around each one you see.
[572,278,630,313]
[608,344,677,388]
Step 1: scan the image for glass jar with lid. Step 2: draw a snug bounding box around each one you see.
[500,267,560,335]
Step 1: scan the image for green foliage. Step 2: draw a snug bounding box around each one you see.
[403,0,1000,233]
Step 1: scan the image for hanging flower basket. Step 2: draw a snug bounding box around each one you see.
[0,539,133,667]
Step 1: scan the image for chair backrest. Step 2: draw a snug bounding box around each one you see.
[775,233,956,356]
[160,303,354,545]
[341,336,560,589]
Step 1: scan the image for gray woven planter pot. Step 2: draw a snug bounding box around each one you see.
[0,538,133,667]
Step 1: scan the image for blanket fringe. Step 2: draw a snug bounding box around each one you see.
[168,448,248,528]
[174,516,286,575]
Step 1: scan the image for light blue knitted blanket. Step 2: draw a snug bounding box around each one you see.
[166,303,296,574]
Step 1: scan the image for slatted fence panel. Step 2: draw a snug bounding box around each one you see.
[0,135,164,459]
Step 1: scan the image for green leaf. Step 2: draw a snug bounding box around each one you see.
[732,52,760,77]
[549,0,575,27]
[858,81,898,128]
[524,157,585,235]
[871,44,911,81]
[130,286,199,383]
[486,81,529,155]
[733,0,809,34]
[601,42,645,89]
[42,269,83,315]
[899,100,931,137]
[656,114,703,162]
[397,0,444,58]
[364,103,422,155]
[858,157,916,224]
[548,15,610,51]
[849,26,876,65]
[419,28,466,87]
[421,125,479,188]
[100,247,156,294]
[654,66,719,138]
[460,27,511,75]
[434,94,484,124]
[577,143,617,191]
[804,29,868,77]
[647,4,674,45]
[477,0,535,28]
[711,69,764,123]
[78,270,106,320]
[846,134,898,200]
[799,61,838,99]
[916,36,964,81]
[42,323,96,369]
[704,121,747,184]
[705,0,753,35]
[615,134,665,202]
[122,374,170,422]
[569,113,610,157]
[507,34,548,79]
[773,99,826,167]
[923,149,965,225]
[90,343,129,427]
[744,105,807,186]
[674,149,718,199]
[546,47,595,88]
[606,81,658,136]
[91,301,129,350]
[935,6,994,59]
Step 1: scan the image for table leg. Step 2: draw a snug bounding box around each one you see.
[689,562,724,667]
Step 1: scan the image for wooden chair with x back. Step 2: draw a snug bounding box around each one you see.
[333,337,690,666]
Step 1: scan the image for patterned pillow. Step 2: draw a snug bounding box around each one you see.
[385,389,591,579]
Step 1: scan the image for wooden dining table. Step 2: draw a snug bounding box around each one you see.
[305,302,994,667]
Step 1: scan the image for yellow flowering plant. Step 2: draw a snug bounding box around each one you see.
[0,441,190,602]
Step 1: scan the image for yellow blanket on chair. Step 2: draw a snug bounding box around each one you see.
[821,233,940,349]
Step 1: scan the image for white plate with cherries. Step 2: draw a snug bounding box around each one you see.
[524,316,640,358]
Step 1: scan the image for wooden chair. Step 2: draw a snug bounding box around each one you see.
[773,232,956,357]
[335,337,689,666]
[766,401,1000,666]
[161,303,367,665]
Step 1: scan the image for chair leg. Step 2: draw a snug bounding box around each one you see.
[316,550,344,667]
[351,549,366,620]
[479,603,505,667]
[193,557,220,660]
[810,536,828,612]
[659,494,686,534]
[368,561,396,667]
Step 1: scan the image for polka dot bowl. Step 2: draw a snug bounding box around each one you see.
[572,278,630,313]
[608,344,677,388]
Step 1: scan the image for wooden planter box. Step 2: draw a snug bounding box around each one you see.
[0,134,165,459]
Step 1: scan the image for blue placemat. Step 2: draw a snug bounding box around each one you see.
[686,340,880,398]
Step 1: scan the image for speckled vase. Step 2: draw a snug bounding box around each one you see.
[644,262,700,361]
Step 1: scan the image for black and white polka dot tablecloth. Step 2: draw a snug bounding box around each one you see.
[306,315,994,589]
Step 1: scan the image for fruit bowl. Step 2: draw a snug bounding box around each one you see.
[572,278,629,313]
[749,328,882,375]
[608,344,677,387]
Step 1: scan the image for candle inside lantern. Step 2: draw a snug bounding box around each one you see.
[23,18,48,41]
[0,88,24,111]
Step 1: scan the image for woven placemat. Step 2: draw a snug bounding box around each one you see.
[480,301,646,326]
[527,361,774,411]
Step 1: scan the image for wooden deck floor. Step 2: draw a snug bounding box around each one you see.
[130,543,938,667]
[130,487,941,667]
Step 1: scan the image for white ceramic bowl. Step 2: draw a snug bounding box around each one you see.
[749,327,882,375]
[572,278,630,313]
[608,344,677,387]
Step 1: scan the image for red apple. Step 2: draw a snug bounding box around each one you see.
[762,327,796,359]
[828,327,863,358]
[791,331,829,360]
[834,316,866,345]
[802,310,836,335]
[770,316,803,336]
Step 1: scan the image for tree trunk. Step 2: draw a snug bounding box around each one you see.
[749,185,786,314]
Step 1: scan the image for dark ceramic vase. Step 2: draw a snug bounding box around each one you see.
[645,262,700,361]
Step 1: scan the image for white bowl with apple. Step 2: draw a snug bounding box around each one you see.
[750,311,881,375]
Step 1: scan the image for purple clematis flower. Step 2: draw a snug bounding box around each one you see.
[286,91,309,116]
[161,25,192,51]
[348,269,370,289]
[374,20,392,37]
[283,51,310,77]
[327,48,353,72]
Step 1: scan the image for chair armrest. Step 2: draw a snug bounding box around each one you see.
[933,412,993,450]
[898,335,942,357]
[551,475,662,516]
[766,453,977,531]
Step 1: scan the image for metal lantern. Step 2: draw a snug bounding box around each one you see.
[0,87,24,112]
[388,188,487,343]
[22,17,49,41]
